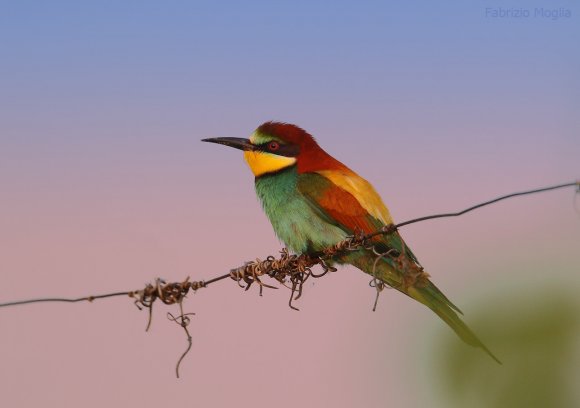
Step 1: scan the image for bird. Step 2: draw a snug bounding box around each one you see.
[203,121,499,363]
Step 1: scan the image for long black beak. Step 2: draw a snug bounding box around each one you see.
[201,137,255,151]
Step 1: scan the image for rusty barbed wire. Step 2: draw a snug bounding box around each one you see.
[128,277,206,330]
[0,180,577,377]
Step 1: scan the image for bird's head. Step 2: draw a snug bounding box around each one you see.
[203,121,345,177]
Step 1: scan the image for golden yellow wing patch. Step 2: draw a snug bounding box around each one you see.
[317,169,393,225]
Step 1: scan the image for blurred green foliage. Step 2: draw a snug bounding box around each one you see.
[436,288,580,408]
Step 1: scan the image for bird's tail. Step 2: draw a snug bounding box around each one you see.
[346,250,501,364]
[407,281,501,364]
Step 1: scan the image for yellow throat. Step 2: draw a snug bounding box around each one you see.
[243,150,296,177]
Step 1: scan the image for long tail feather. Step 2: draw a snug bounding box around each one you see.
[407,282,501,364]
[346,250,501,364]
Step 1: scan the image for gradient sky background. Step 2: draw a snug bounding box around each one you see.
[1,1,578,407]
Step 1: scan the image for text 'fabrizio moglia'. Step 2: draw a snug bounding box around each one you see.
[485,8,572,20]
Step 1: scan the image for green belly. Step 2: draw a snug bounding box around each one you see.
[254,167,347,254]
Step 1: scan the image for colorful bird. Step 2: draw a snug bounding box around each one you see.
[203,121,499,363]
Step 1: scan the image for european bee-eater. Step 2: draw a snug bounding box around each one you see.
[203,121,499,362]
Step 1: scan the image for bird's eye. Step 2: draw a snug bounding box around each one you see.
[268,141,280,151]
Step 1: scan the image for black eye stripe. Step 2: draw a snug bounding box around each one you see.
[256,142,300,157]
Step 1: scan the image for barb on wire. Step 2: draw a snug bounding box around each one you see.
[370,247,396,312]
[0,180,577,377]
[129,276,206,331]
